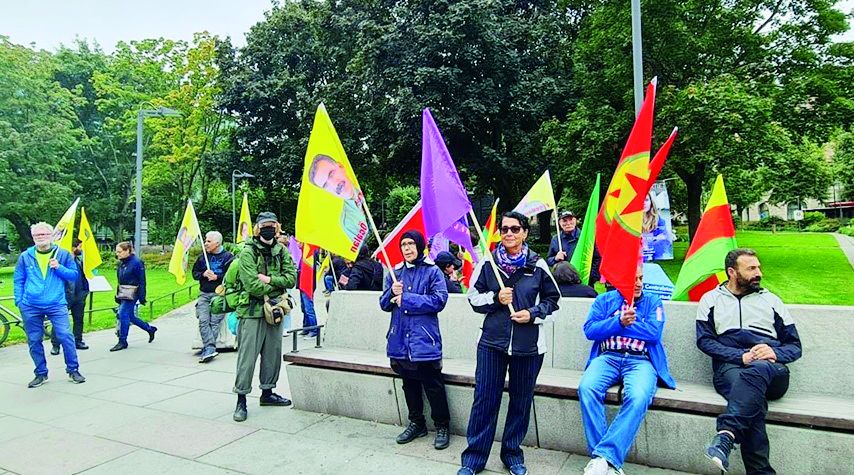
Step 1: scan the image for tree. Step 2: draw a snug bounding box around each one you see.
[541,0,850,238]
[0,38,81,247]
[217,0,579,218]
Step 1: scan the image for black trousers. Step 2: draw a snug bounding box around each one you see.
[714,361,790,475]
[391,359,450,427]
[51,300,86,346]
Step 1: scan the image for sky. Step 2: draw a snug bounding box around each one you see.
[0,0,276,52]
[0,0,851,53]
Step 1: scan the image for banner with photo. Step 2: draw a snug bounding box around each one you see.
[642,180,676,262]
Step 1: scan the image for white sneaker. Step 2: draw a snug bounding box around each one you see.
[583,457,610,475]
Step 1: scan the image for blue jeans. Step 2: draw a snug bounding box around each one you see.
[324,275,335,292]
[117,300,152,344]
[20,303,79,376]
[300,292,317,335]
[578,352,658,469]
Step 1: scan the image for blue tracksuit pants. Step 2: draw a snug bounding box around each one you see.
[21,303,79,376]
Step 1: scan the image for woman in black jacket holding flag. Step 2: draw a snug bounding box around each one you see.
[458,211,561,475]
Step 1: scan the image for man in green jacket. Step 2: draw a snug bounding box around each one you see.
[233,212,297,422]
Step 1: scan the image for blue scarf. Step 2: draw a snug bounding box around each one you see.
[496,243,528,275]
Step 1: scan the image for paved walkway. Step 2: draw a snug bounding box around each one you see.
[832,232,854,270]
[0,303,690,475]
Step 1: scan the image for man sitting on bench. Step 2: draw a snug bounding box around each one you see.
[579,264,676,475]
[697,248,802,474]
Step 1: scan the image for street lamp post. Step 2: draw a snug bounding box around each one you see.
[631,0,644,116]
[135,106,181,251]
[232,170,255,241]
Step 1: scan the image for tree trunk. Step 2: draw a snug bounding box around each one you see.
[11,218,33,250]
[681,171,705,241]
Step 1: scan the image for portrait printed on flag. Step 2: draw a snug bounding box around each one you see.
[307,153,368,247]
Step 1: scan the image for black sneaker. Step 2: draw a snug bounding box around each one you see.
[233,398,248,422]
[259,392,292,406]
[705,432,735,472]
[109,342,128,352]
[50,345,60,356]
[68,371,86,384]
[396,422,428,444]
[434,425,450,450]
[28,375,48,388]
[76,341,89,350]
[148,326,158,343]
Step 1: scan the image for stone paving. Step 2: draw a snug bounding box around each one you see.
[0,302,692,475]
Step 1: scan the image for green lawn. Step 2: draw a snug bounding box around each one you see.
[0,267,198,346]
[656,231,854,305]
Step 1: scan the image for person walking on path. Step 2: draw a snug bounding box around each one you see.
[379,230,451,450]
[458,211,561,475]
[232,212,297,422]
[111,241,156,352]
[13,222,86,387]
[50,239,90,354]
[192,231,234,362]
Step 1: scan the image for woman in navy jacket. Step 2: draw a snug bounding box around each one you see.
[379,230,450,450]
[459,211,561,475]
[111,242,156,352]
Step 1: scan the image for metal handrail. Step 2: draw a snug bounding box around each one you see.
[145,285,197,319]
[284,324,325,353]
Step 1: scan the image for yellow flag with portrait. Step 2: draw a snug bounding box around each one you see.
[295,104,368,261]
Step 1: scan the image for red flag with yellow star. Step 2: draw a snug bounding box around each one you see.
[596,79,657,302]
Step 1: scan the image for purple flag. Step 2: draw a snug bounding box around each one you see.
[420,108,472,239]
[428,233,449,260]
[287,237,302,267]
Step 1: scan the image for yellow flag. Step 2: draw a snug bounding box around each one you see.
[53,197,80,252]
[316,252,331,290]
[295,104,368,261]
[168,200,203,285]
[77,207,102,279]
[513,170,557,217]
[236,193,253,243]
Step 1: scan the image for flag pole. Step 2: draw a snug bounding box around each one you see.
[361,200,398,283]
[328,257,341,291]
[468,208,516,314]
[190,199,211,270]
[554,210,563,254]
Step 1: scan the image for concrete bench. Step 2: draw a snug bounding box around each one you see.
[284,292,854,474]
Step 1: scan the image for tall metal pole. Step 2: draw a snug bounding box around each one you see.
[231,172,237,242]
[134,111,144,251]
[631,0,644,116]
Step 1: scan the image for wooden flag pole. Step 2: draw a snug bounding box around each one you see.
[190,200,211,270]
[554,210,563,254]
[468,208,516,314]
[361,199,398,283]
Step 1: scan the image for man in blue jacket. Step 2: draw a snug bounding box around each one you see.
[579,264,675,475]
[192,231,233,363]
[546,211,601,285]
[13,222,86,387]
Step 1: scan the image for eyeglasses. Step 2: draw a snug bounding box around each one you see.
[500,226,523,235]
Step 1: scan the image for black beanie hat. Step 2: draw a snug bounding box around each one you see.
[401,230,426,258]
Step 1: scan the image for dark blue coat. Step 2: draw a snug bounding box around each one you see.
[379,259,449,362]
[546,227,601,283]
[117,254,147,304]
[467,249,561,356]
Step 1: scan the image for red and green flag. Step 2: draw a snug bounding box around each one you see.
[596,78,657,302]
[672,174,738,301]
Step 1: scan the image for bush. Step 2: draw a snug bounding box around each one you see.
[840,225,854,237]
[802,211,826,227]
[738,216,800,232]
[805,219,842,233]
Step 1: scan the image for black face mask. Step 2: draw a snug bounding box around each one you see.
[259,227,277,240]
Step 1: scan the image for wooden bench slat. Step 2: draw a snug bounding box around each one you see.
[284,347,854,431]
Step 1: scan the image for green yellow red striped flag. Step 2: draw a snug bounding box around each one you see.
[672,174,738,301]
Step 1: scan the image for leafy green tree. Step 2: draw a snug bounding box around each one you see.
[0,38,81,247]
